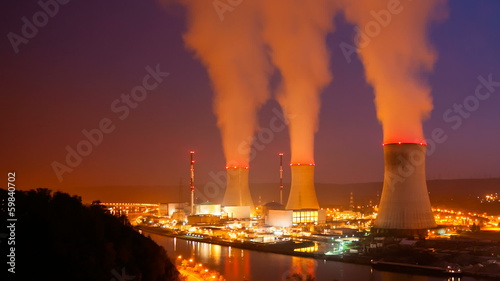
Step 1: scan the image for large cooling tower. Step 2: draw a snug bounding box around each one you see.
[222,167,255,210]
[286,164,320,210]
[374,143,436,233]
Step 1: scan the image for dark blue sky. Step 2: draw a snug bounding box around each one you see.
[1,0,499,194]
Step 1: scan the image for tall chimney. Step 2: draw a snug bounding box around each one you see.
[279,153,284,205]
[189,151,195,215]
[374,143,436,233]
[222,166,254,210]
[286,164,319,210]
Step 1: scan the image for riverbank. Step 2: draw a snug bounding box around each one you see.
[139,226,500,280]
[139,226,372,265]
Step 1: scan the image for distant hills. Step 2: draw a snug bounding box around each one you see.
[60,178,499,213]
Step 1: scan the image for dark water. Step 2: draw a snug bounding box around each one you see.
[147,232,482,281]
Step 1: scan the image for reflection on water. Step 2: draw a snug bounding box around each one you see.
[149,233,478,281]
[380,271,428,281]
[283,256,317,280]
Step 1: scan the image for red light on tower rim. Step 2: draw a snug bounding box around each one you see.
[382,142,427,146]
[225,166,250,170]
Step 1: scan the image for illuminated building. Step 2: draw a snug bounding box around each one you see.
[223,206,251,219]
[292,209,325,224]
[261,201,285,218]
[195,202,221,216]
[159,202,189,217]
[267,210,293,227]
[187,214,220,225]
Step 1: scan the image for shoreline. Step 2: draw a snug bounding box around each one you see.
[139,226,499,280]
[138,226,371,265]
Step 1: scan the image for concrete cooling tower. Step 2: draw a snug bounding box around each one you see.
[374,143,437,235]
[286,164,320,210]
[222,167,255,210]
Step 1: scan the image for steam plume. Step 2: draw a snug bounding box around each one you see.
[180,1,271,167]
[261,0,338,164]
[343,0,447,143]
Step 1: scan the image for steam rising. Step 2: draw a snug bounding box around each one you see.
[180,1,271,167]
[179,0,444,168]
[180,0,336,167]
[261,0,338,164]
[343,0,446,144]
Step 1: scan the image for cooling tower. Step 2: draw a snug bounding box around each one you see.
[222,167,255,210]
[374,143,436,234]
[286,164,320,210]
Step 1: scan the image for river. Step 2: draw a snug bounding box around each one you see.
[147,232,483,281]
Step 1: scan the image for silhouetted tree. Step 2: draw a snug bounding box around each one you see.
[0,188,179,281]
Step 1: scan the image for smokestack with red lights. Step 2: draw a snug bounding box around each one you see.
[189,151,195,215]
[285,163,319,210]
[374,143,436,235]
[279,153,284,205]
[222,166,254,210]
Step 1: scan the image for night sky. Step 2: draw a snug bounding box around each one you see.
[2,1,500,198]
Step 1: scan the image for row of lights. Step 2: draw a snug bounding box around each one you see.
[176,256,222,280]
[102,203,159,206]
